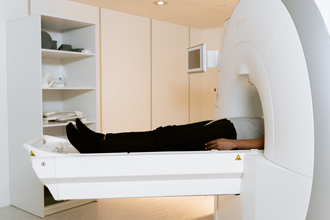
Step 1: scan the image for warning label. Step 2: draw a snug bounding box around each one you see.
[235,155,241,160]
[30,151,35,156]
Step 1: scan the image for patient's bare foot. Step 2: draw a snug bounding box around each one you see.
[66,123,101,153]
[76,118,105,140]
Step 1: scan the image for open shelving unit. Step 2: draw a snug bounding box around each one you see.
[7,14,98,218]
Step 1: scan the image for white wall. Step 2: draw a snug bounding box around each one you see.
[0,18,9,210]
[0,0,29,208]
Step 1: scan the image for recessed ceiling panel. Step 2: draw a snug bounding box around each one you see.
[70,0,237,29]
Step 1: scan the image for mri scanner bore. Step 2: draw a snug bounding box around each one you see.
[66,118,264,154]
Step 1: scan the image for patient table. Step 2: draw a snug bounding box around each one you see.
[24,135,260,200]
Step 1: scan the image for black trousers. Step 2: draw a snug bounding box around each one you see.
[100,119,237,153]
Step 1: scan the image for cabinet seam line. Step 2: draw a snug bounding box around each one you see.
[99,7,103,132]
[150,19,153,130]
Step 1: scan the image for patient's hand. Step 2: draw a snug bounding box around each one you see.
[205,138,237,150]
[205,138,264,151]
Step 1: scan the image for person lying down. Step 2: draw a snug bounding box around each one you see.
[66,117,264,154]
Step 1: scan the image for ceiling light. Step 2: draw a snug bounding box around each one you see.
[154,1,167,5]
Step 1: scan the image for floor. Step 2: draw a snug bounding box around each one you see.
[0,196,214,220]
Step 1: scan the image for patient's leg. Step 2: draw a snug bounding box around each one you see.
[67,121,210,153]
[76,118,212,141]
[76,118,152,140]
[102,121,213,152]
[76,118,105,140]
[105,120,212,140]
[68,119,221,153]
[67,122,101,153]
[67,122,154,153]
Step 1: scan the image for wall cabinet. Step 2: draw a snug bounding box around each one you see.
[7,14,97,217]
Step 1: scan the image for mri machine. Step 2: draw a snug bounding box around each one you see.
[24,0,330,219]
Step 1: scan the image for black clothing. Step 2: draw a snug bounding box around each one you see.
[99,119,236,153]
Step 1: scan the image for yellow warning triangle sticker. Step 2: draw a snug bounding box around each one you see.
[235,155,241,160]
[30,151,35,156]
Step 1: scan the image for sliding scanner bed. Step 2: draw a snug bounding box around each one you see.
[24,135,261,200]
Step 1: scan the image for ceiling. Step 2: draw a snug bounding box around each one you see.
[70,0,238,29]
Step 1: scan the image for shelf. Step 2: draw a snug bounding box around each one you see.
[42,86,96,90]
[42,49,95,59]
[43,120,96,128]
[41,14,95,31]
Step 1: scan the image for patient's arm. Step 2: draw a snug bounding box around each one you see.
[205,138,264,151]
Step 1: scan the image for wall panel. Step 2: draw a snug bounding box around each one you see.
[101,9,151,133]
[0,20,10,209]
[189,28,203,123]
[152,20,189,128]
[0,0,29,208]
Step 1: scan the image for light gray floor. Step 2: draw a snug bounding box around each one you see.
[0,196,214,220]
